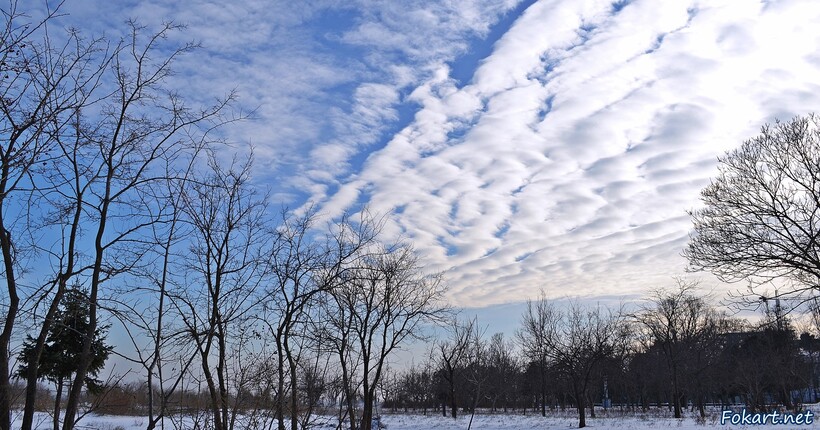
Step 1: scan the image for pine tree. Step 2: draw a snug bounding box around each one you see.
[16,286,111,430]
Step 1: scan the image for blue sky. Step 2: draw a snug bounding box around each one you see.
[50,0,820,312]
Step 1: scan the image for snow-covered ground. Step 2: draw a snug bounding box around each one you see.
[376,407,818,429]
[11,406,819,429]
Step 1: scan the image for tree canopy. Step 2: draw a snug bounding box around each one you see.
[16,286,112,393]
[685,114,820,297]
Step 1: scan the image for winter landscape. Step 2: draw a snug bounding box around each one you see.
[3,0,820,429]
[8,407,820,430]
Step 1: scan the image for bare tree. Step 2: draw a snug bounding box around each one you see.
[534,300,621,429]
[395,362,434,414]
[633,280,726,418]
[0,12,237,425]
[517,293,551,417]
[48,22,233,430]
[266,209,335,430]
[685,114,820,302]
[330,242,445,430]
[175,153,267,430]
[323,261,363,430]
[434,317,474,419]
[109,144,209,430]
[0,9,241,428]
[0,2,113,428]
[266,209,379,430]
[485,333,518,413]
[463,323,487,430]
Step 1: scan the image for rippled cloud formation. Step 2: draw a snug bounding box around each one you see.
[54,0,820,306]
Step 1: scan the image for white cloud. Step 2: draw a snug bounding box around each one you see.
[50,0,519,207]
[46,0,820,307]
[320,0,820,306]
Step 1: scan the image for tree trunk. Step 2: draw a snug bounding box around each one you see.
[61,285,98,430]
[0,223,18,430]
[289,360,298,430]
[202,355,225,430]
[23,285,70,430]
[673,392,681,418]
[576,391,586,428]
[341,368,356,430]
[540,363,547,417]
[671,364,681,419]
[449,386,457,419]
[53,379,64,430]
[672,363,682,418]
[276,337,286,430]
[588,394,595,418]
[361,391,373,430]
[218,351,229,430]
[467,384,481,430]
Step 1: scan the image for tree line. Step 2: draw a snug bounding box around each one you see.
[378,283,819,429]
[10,281,819,430]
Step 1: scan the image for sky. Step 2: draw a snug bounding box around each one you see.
[47,0,820,311]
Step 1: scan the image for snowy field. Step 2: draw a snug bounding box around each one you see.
[10,406,819,429]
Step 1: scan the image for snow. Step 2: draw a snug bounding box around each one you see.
[10,406,819,429]
[376,409,814,429]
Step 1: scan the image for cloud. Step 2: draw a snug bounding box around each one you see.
[48,0,519,207]
[44,0,820,308]
[319,0,820,306]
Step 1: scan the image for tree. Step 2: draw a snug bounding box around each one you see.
[15,286,112,430]
[265,209,378,430]
[0,13,235,427]
[434,317,475,419]
[728,318,810,412]
[530,300,622,429]
[175,153,267,430]
[517,293,552,417]
[328,242,446,430]
[48,21,232,430]
[111,144,204,430]
[634,281,728,418]
[0,3,109,428]
[462,324,487,430]
[685,114,820,300]
[485,333,518,413]
[727,301,811,412]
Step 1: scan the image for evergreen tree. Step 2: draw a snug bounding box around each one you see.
[16,286,111,429]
